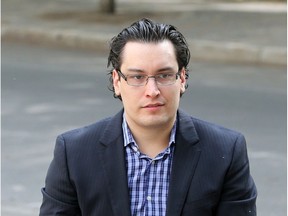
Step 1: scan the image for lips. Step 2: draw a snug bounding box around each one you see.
[143,103,164,108]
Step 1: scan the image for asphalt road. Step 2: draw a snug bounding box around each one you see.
[2,42,286,216]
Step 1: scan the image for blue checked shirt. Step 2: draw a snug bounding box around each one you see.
[122,116,176,216]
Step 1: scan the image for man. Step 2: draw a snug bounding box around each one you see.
[40,18,257,216]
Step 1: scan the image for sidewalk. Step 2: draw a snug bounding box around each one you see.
[2,0,287,65]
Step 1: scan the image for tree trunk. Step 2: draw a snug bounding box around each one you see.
[99,0,115,13]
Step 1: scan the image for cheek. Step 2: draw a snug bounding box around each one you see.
[161,87,181,103]
[121,87,141,104]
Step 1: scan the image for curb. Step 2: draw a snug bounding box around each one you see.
[1,26,111,52]
[118,2,287,13]
[2,25,286,66]
[188,40,287,65]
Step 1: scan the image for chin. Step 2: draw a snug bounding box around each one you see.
[139,116,173,128]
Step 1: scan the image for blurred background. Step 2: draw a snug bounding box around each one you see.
[2,0,287,215]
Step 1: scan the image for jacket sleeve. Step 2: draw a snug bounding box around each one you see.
[39,135,81,216]
[216,134,257,216]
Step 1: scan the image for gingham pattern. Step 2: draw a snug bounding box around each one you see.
[122,117,176,216]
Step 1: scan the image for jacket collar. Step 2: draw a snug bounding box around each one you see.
[176,109,200,145]
[98,109,131,216]
[166,110,201,216]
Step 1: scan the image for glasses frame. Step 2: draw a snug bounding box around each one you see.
[117,70,181,87]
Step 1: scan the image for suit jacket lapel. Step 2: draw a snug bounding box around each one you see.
[98,110,131,216]
[166,110,201,216]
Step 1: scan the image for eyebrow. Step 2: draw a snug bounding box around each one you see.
[157,67,175,72]
[126,68,145,73]
[126,67,175,73]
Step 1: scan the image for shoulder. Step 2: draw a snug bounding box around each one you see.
[178,111,251,173]
[60,116,113,141]
[178,110,246,151]
[192,117,243,140]
[56,110,123,148]
[178,109,243,139]
[192,117,248,160]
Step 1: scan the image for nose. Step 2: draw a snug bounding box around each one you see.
[145,78,160,97]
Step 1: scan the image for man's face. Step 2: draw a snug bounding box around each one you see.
[113,40,186,130]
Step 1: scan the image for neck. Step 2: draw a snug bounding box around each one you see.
[126,120,175,158]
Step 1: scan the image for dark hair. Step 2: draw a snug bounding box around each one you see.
[108,18,190,100]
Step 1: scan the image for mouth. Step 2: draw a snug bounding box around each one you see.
[143,103,164,108]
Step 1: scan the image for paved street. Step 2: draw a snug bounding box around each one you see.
[2,41,286,216]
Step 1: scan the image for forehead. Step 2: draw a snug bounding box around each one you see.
[120,40,178,70]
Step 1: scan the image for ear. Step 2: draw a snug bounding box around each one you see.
[112,69,121,96]
[179,68,186,94]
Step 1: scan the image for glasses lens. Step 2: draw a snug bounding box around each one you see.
[127,75,147,86]
[156,73,177,85]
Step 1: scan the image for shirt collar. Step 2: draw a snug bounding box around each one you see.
[122,114,177,148]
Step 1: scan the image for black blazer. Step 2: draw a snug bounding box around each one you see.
[40,110,257,216]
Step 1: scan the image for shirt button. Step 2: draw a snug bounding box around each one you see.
[147,196,152,201]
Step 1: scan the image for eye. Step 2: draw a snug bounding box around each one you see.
[158,73,173,79]
[130,75,146,80]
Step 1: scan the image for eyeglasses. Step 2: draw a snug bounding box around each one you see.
[117,70,181,86]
